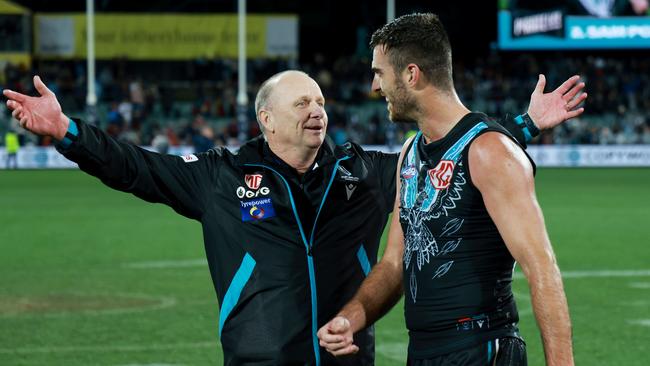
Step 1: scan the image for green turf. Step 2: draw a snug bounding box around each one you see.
[0,168,649,365]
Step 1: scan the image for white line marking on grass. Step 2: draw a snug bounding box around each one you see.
[628,282,650,289]
[124,259,207,269]
[117,364,185,366]
[514,269,650,279]
[621,300,650,307]
[628,319,650,328]
[0,341,220,355]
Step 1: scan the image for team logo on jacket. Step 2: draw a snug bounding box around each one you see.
[245,174,263,190]
[345,183,357,200]
[240,198,276,222]
[337,165,359,183]
[428,160,455,189]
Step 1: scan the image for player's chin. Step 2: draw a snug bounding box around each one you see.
[388,110,410,124]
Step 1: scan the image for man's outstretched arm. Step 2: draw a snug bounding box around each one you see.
[469,132,574,366]
[4,76,216,220]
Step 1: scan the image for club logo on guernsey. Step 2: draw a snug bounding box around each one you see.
[240,198,276,222]
[428,160,455,189]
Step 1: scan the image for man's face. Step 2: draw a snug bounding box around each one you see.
[371,46,417,124]
[263,73,328,150]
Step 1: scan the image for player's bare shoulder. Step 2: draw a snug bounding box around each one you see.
[468,132,534,189]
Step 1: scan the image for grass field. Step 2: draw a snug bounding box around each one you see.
[1,168,649,365]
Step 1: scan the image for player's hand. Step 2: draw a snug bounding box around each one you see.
[527,74,587,130]
[3,75,70,140]
[317,316,359,356]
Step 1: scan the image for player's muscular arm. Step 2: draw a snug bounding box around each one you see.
[317,137,412,356]
[469,132,574,366]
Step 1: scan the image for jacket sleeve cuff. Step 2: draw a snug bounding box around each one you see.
[55,118,79,150]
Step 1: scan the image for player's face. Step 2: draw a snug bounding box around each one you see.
[371,46,417,124]
[265,73,328,150]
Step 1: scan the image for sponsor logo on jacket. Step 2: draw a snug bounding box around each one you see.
[237,174,270,199]
[182,154,198,163]
[338,165,359,200]
[240,198,276,222]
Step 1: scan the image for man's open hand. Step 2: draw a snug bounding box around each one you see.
[4,75,69,140]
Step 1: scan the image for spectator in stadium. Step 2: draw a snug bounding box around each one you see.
[4,67,583,365]
[4,128,19,169]
[151,126,170,154]
[318,13,577,366]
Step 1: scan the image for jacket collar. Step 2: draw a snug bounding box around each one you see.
[234,135,351,169]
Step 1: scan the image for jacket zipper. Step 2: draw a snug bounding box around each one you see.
[245,156,351,365]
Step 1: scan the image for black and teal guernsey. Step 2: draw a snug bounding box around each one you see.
[398,112,535,359]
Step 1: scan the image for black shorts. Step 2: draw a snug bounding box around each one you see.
[407,337,527,366]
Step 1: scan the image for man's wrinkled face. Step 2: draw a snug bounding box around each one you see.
[262,73,328,150]
[371,46,417,124]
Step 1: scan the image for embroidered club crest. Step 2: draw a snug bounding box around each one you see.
[428,160,455,190]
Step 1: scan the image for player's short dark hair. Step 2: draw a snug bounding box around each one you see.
[370,13,453,92]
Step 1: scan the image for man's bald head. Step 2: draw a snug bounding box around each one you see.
[255,70,311,135]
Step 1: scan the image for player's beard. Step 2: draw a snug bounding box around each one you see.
[387,77,419,124]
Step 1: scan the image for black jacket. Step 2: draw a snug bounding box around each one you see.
[57,115,531,365]
[58,120,395,365]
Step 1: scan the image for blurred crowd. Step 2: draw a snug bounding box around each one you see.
[2,52,649,150]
